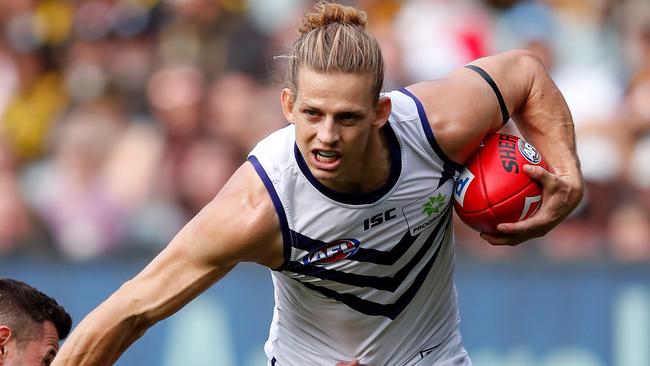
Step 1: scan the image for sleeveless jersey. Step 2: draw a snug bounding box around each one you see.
[248,89,464,366]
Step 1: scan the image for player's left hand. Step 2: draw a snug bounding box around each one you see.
[479,164,583,246]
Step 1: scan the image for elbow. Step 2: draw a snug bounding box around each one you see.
[573,170,586,207]
[509,49,546,75]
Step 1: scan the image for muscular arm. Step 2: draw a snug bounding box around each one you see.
[52,162,284,366]
[407,49,583,245]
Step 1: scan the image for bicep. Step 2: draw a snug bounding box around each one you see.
[406,50,536,164]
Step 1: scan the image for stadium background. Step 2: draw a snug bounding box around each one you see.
[0,0,649,365]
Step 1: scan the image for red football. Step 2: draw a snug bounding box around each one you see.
[453,133,546,234]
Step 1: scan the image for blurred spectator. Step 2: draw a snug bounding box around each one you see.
[607,202,650,261]
[177,137,238,215]
[22,102,124,261]
[394,0,493,81]
[608,135,650,261]
[0,41,18,118]
[0,139,50,256]
[146,65,204,202]
[537,128,626,261]
[204,72,285,155]
[101,118,185,253]
[617,0,650,79]
[1,48,67,161]
[493,0,557,67]
[620,67,650,137]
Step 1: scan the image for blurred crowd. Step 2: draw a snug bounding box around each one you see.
[0,0,648,263]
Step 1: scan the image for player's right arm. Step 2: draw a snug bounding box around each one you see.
[52,161,284,366]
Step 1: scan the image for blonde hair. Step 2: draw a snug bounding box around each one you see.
[287,1,384,102]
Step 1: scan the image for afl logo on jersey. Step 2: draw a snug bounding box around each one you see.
[302,239,360,265]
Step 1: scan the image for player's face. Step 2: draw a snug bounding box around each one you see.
[281,67,390,192]
[2,321,60,366]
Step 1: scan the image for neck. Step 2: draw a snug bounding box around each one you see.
[333,126,390,194]
[362,126,392,191]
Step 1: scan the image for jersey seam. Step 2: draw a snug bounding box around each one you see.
[248,155,293,271]
[397,88,464,172]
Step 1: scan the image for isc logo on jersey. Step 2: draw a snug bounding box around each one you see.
[302,239,360,265]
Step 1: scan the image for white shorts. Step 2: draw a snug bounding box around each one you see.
[406,330,472,366]
[268,330,472,366]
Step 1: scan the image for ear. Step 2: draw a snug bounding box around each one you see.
[0,326,11,346]
[0,326,11,362]
[281,88,297,124]
[372,96,392,129]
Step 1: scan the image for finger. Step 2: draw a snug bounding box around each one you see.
[523,164,556,189]
[497,186,572,236]
[335,361,360,366]
[496,213,549,235]
[480,232,528,246]
[497,216,555,240]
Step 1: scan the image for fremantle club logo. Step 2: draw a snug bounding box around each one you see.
[422,193,446,217]
[518,139,542,164]
[302,239,360,265]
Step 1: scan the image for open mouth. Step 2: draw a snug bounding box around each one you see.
[315,150,338,162]
[312,150,341,170]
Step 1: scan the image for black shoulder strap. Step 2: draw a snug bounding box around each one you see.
[465,64,510,125]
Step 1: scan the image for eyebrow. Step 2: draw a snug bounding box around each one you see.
[299,104,366,117]
[335,111,364,118]
[298,99,365,113]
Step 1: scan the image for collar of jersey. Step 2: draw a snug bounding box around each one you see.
[294,122,402,205]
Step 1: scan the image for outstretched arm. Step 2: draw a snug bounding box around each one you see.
[407,49,583,245]
[52,162,284,366]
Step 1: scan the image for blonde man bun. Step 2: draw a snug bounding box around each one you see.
[299,2,367,34]
[286,1,384,102]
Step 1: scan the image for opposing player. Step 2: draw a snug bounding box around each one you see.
[0,278,72,366]
[53,2,582,365]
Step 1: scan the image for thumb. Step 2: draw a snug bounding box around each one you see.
[524,164,552,185]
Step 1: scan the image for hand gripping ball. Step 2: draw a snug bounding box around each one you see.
[453,133,546,234]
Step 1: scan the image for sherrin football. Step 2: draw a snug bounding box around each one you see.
[453,133,546,235]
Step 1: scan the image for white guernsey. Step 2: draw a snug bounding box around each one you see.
[250,90,465,365]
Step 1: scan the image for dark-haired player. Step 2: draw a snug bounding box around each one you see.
[0,278,72,366]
